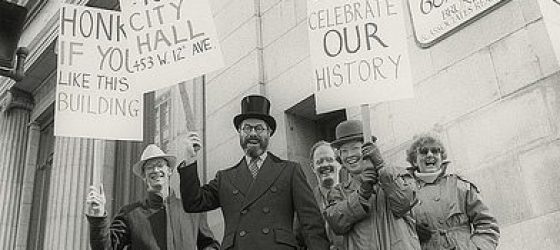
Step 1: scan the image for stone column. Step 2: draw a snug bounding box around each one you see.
[42,137,118,249]
[14,121,40,250]
[42,137,95,249]
[0,88,33,250]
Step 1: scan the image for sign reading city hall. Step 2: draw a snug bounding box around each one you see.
[409,0,511,47]
[307,0,413,113]
[56,4,143,140]
[120,0,224,91]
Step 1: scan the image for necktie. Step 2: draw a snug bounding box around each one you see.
[248,157,259,179]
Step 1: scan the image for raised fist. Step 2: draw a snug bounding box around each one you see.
[361,142,384,168]
[85,185,106,217]
[185,131,202,158]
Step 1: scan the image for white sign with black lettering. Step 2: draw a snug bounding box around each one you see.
[56,4,143,140]
[409,0,510,47]
[307,0,414,114]
[120,0,224,91]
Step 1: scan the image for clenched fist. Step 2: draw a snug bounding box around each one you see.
[361,142,384,168]
[184,131,202,158]
[85,185,106,217]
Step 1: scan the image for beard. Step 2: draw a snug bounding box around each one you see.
[320,177,334,189]
[240,135,269,158]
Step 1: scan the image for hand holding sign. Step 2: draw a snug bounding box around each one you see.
[85,185,106,217]
[184,131,202,159]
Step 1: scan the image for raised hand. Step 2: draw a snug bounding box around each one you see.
[85,185,106,217]
[361,142,384,168]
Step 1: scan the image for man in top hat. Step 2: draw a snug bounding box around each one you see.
[85,144,220,250]
[178,95,330,250]
[324,120,421,250]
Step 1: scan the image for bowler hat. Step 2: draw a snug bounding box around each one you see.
[132,144,176,177]
[331,120,376,148]
[233,95,277,136]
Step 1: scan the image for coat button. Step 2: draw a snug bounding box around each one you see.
[239,230,247,237]
[241,209,248,215]
[270,186,277,193]
[262,228,270,234]
[262,207,270,214]
[233,190,239,195]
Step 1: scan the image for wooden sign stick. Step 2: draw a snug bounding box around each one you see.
[360,104,373,143]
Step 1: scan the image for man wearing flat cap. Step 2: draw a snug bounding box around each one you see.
[324,120,421,250]
[178,95,330,250]
[85,144,220,250]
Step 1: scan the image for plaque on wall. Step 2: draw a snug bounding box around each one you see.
[408,0,511,47]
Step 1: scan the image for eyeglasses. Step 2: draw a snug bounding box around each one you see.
[418,146,442,155]
[315,157,335,165]
[144,160,168,171]
[241,124,268,134]
[316,165,335,175]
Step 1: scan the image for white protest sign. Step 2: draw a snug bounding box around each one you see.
[307,0,413,114]
[120,0,224,91]
[56,3,143,140]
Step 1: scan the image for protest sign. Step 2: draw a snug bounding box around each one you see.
[55,3,143,140]
[307,0,414,114]
[120,0,224,91]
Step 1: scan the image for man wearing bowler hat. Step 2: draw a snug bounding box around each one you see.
[85,144,219,250]
[324,120,421,250]
[178,95,330,250]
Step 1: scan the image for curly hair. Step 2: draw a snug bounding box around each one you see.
[406,134,447,167]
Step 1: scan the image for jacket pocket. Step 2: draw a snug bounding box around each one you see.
[222,233,234,250]
[274,228,298,248]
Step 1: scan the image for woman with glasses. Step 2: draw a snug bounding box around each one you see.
[404,135,500,250]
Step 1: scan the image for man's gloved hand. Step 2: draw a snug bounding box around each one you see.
[358,166,378,199]
[361,142,384,168]
[416,223,433,243]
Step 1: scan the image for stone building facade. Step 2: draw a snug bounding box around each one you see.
[1,0,559,249]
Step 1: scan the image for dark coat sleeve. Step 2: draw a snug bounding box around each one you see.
[87,209,131,250]
[324,185,369,235]
[291,162,331,250]
[378,166,417,218]
[196,213,220,250]
[178,161,221,213]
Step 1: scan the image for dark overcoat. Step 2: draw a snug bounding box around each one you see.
[178,152,330,250]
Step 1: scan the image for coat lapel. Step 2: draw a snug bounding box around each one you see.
[227,158,253,196]
[241,153,287,210]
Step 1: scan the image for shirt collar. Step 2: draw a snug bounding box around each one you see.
[245,151,268,164]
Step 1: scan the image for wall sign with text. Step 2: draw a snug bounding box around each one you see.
[408,0,511,47]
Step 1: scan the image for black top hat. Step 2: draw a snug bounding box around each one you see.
[233,95,277,136]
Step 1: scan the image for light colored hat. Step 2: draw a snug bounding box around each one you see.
[132,144,176,177]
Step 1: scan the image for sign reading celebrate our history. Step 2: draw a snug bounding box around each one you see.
[56,3,143,140]
[408,0,511,47]
[120,0,224,91]
[307,0,414,114]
